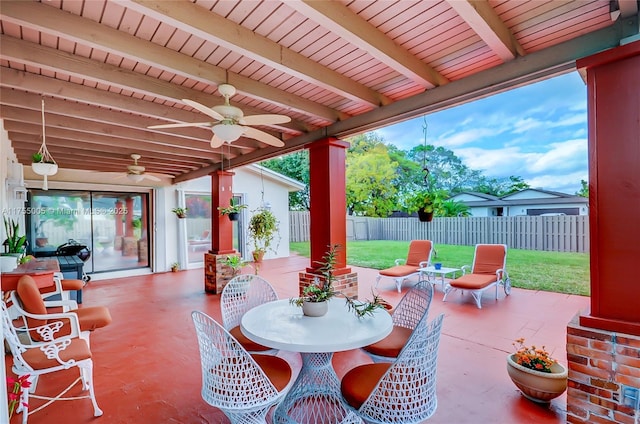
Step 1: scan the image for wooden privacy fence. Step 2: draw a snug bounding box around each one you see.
[289,212,590,253]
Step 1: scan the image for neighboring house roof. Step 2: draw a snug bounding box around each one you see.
[450,189,588,207]
[242,164,305,192]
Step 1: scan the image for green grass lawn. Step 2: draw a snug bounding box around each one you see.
[290,240,590,296]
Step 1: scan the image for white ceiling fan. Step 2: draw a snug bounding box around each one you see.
[118,154,161,182]
[148,84,291,148]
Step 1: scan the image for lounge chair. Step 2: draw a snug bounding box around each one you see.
[443,243,511,308]
[375,240,433,293]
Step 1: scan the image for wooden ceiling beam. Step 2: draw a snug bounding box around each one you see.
[0,36,307,135]
[125,0,390,107]
[0,106,216,152]
[287,0,449,89]
[446,0,525,61]
[3,121,222,159]
[0,88,213,143]
[11,139,204,169]
[0,0,343,124]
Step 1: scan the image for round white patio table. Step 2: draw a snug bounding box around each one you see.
[241,297,393,424]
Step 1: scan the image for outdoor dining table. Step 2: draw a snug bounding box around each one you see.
[241,297,393,424]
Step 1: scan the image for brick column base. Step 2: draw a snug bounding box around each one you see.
[298,270,358,299]
[122,237,137,256]
[567,313,640,423]
[204,252,236,294]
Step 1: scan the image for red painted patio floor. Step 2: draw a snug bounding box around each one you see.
[5,255,589,423]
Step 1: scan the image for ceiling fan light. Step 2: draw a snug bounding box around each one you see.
[213,124,244,142]
[127,173,145,183]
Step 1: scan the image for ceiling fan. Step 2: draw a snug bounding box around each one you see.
[119,154,161,183]
[148,84,291,148]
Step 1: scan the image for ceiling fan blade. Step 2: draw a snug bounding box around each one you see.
[243,127,285,147]
[144,174,162,182]
[210,134,225,149]
[182,99,225,121]
[148,122,212,129]
[239,114,292,126]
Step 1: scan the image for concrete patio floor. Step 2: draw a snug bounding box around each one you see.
[5,254,589,423]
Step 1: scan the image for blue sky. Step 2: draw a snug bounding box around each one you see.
[375,72,588,195]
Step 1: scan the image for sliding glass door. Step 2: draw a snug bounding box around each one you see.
[27,190,150,274]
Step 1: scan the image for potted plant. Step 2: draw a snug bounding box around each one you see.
[1,217,27,271]
[247,208,279,263]
[218,199,247,221]
[506,338,568,403]
[170,262,180,272]
[31,151,58,176]
[290,244,340,317]
[406,189,435,222]
[406,189,447,222]
[290,244,387,318]
[222,254,249,277]
[171,207,188,219]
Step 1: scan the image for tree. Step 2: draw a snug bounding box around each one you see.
[261,151,310,210]
[438,200,471,217]
[576,179,589,198]
[346,144,399,217]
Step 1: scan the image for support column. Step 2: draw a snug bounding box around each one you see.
[210,170,235,255]
[299,137,357,299]
[114,199,124,251]
[122,196,137,256]
[138,194,148,263]
[566,41,640,424]
[204,170,235,294]
[577,41,640,335]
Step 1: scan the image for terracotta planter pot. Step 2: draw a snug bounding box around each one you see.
[506,354,568,403]
[302,300,328,317]
[252,250,265,263]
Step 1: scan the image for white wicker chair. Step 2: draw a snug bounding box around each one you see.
[1,299,103,424]
[362,279,434,362]
[341,313,444,424]
[191,310,293,423]
[220,274,278,354]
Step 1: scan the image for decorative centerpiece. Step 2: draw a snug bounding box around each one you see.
[290,244,387,318]
[218,199,247,221]
[506,338,568,403]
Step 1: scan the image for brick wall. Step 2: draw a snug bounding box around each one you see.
[298,271,358,299]
[567,314,640,423]
[204,252,236,294]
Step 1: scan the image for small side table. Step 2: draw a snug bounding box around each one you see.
[419,266,460,292]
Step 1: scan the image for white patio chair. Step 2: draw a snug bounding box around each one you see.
[362,279,434,362]
[1,299,103,424]
[341,313,445,424]
[191,310,293,423]
[220,274,278,354]
[10,275,111,346]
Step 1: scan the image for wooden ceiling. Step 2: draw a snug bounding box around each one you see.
[1,0,637,185]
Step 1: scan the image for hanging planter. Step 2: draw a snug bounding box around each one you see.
[31,99,58,190]
[171,207,188,219]
[417,209,434,222]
